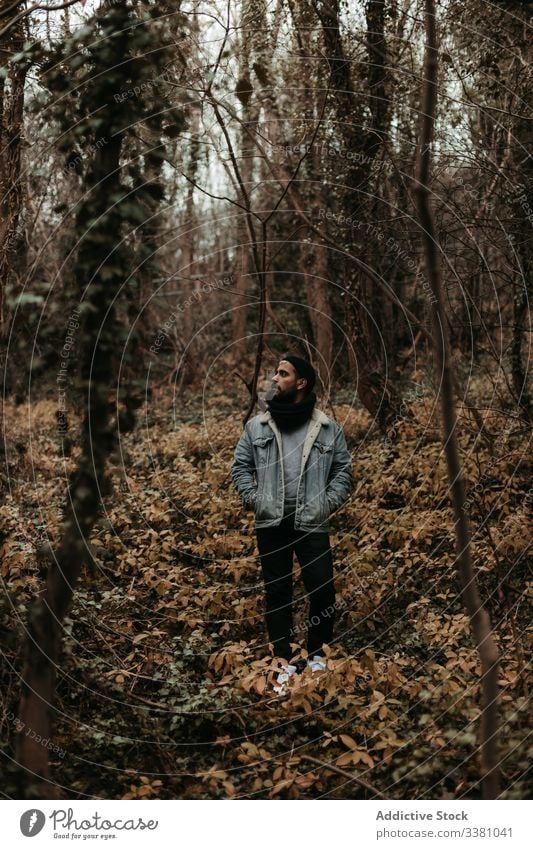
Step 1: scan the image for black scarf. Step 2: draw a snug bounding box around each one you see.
[266,391,316,431]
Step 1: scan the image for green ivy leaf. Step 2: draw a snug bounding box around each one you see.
[14,292,44,306]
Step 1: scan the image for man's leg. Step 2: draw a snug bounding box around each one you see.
[293,531,336,658]
[255,518,296,662]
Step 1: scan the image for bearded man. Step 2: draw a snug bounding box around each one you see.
[231,355,353,694]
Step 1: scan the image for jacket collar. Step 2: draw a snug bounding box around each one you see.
[258,407,330,426]
[259,406,330,478]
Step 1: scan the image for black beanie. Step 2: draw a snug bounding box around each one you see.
[281,355,316,395]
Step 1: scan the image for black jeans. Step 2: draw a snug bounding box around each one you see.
[255,514,336,662]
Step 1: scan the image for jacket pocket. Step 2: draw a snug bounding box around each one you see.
[253,433,275,478]
[252,434,276,518]
[319,487,329,522]
[314,440,333,455]
[253,434,274,455]
[253,435,274,447]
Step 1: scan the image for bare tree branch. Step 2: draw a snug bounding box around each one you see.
[300,754,388,799]
[0,0,82,40]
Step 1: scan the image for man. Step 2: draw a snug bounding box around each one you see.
[231,355,353,694]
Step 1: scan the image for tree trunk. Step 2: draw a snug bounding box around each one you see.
[16,130,124,803]
[0,3,26,347]
[303,239,333,392]
[15,2,175,796]
[312,0,403,430]
[511,248,532,422]
[231,0,260,360]
[176,105,200,386]
[414,0,500,799]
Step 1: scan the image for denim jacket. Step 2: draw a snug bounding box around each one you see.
[231,407,353,532]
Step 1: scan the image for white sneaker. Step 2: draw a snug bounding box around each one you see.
[307,655,327,672]
[273,663,298,695]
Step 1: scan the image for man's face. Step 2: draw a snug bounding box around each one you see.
[271,360,307,403]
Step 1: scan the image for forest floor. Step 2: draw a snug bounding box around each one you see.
[1,375,531,799]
